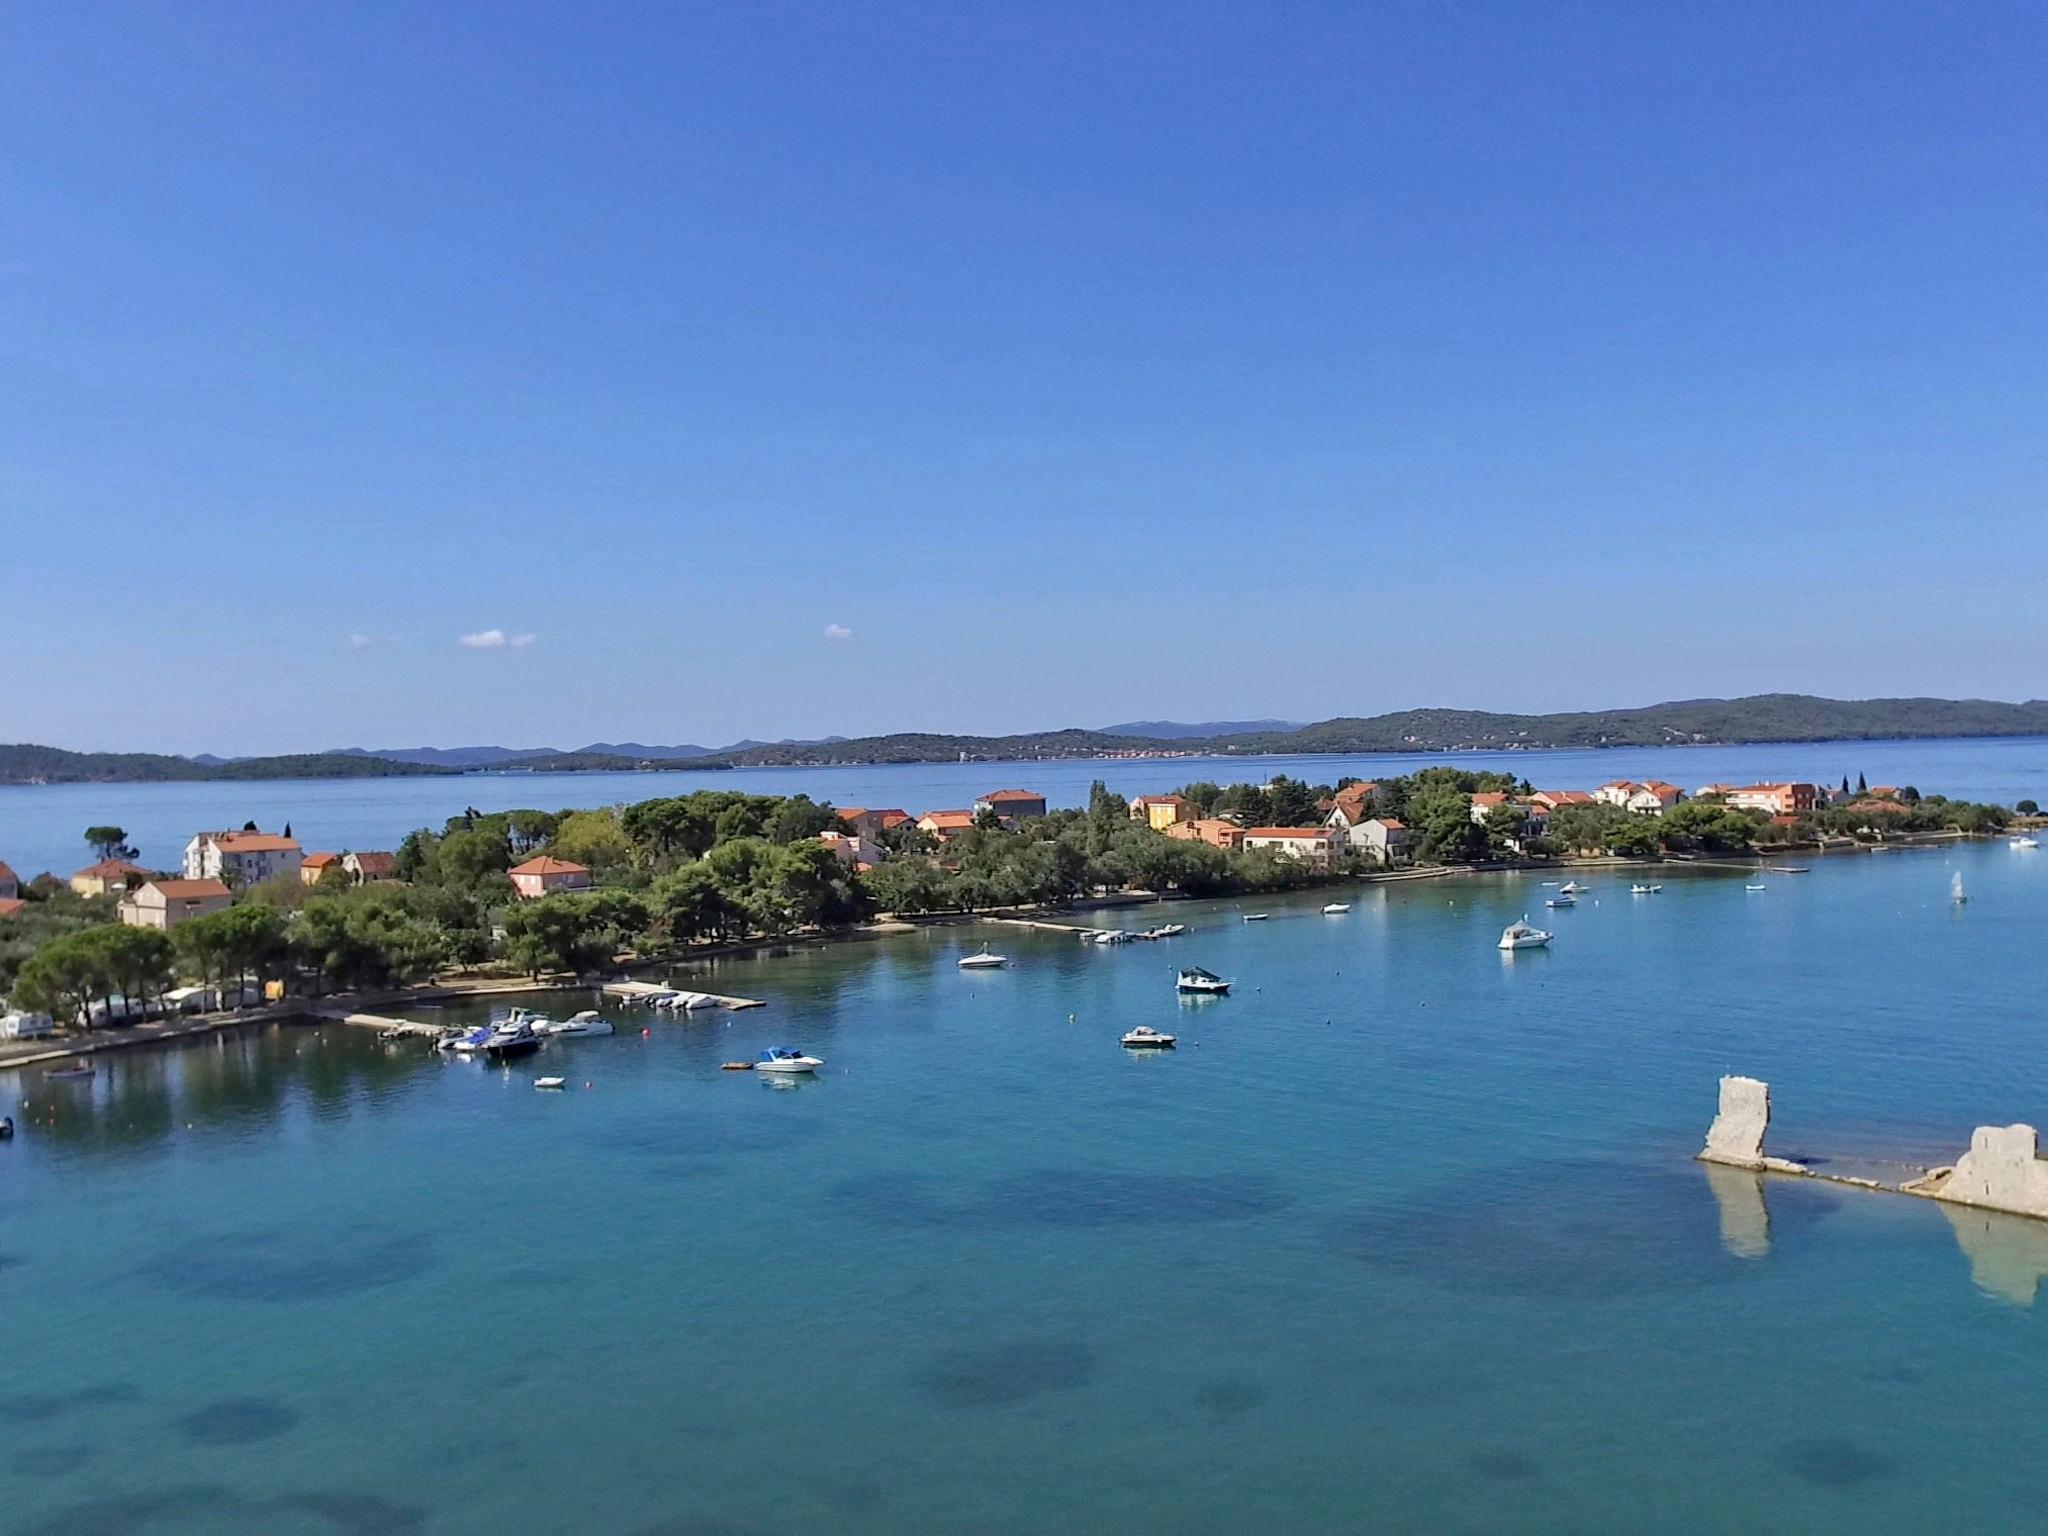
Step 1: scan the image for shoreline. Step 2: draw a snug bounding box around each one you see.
[0,841,1972,1072]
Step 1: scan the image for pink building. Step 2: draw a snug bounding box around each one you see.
[508,856,592,899]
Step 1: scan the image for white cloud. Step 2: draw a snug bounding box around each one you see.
[345,633,375,650]
[824,623,854,642]
[460,629,538,650]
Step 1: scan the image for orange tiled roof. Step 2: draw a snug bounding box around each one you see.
[509,856,588,876]
[75,858,147,879]
[211,832,300,853]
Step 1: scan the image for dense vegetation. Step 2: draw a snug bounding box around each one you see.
[0,775,2019,1030]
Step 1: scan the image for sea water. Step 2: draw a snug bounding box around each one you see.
[6,844,2048,1533]
[4,733,2048,878]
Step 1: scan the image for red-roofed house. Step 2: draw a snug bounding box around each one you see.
[1242,826,1341,870]
[344,851,399,882]
[1326,782,1387,829]
[72,858,150,898]
[300,852,345,885]
[917,810,978,842]
[1129,794,1193,831]
[1625,781,1686,815]
[838,808,912,840]
[0,897,25,919]
[818,830,886,867]
[1356,817,1408,864]
[508,856,592,899]
[1528,790,1594,811]
[974,789,1047,824]
[1725,783,1819,817]
[119,878,232,931]
[1593,781,1641,809]
[1166,819,1246,851]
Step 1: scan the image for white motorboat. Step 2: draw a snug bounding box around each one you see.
[957,948,1008,969]
[534,1076,567,1090]
[543,1010,613,1038]
[441,1025,495,1055]
[1630,884,1663,895]
[1745,883,1767,892]
[660,990,720,1011]
[2012,836,2039,850]
[1558,880,1587,895]
[1498,917,1552,951]
[1154,923,1187,937]
[754,1047,823,1074]
[1120,1026,1177,1049]
[1176,967,1231,995]
[1092,930,1131,946]
[1545,892,1576,908]
[1322,903,1352,914]
[1242,913,1268,923]
[1953,872,1968,905]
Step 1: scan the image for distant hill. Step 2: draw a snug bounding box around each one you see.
[14,696,2048,783]
[1097,719,1301,739]
[712,728,1177,766]
[0,744,457,784]
[1205,695,2048,755]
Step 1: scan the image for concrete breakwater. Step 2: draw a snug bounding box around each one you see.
[1698,1073,2048,1223]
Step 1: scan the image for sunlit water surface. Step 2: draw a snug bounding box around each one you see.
[7,844,2048,1534]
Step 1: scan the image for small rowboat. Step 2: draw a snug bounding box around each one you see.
[45,1064,96,1080]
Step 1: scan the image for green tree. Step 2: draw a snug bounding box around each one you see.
[548,809,635,876]
[650,862,734,943]
[85,825,138,861]
[2019,799,2039,816]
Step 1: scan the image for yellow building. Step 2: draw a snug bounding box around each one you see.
[1129,794,1194,832]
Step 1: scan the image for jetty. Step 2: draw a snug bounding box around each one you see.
[309,1006,445,1039]
[603,980,765,1010]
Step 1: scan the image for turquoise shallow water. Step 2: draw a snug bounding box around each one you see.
[7,845,2048,1533]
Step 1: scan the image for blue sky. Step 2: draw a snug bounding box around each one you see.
[3,2,2044,754]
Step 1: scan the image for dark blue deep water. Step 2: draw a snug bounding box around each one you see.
[7,844,2048,1533]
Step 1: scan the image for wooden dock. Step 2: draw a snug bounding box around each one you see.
[602,980,766,1011]
[310,1006,446,1038]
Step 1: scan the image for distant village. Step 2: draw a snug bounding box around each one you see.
[0,775,1947,945]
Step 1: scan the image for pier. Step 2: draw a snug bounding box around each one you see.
[602,980,766,1010]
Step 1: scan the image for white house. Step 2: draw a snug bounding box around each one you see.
[818,830,886,868]
[184,829,302,885]
[1625,781,1685,815]
[1355,817,1409,864]
[119,878,233,931]
[1242,826,1340,871]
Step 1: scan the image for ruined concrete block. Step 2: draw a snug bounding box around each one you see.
[1699,1075,1771,1168]
[1932,1124,2048,1221]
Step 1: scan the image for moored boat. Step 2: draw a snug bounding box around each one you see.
[1322,902,1351,914]
[484,1020,543,1060]
[1176,967,1231,995]
[1120,1025,1176,1049]
[545,1010,613,1038]
[1631,883,1663,895]
[44,1064,96,1080]
[1952,871,1968,905]
[754,1047,823,1074]
[957,947,1008,969]
[1545,892,1576,908]
[439,1025,494,1054]
[534,1076,567,1090]
[1498,917,1552,951]
[1242,913,1268,923]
